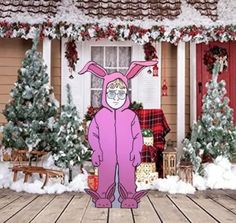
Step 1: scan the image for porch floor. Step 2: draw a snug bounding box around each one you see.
[0,189,236,223]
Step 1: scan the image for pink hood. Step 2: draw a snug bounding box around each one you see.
[101,72,130,111]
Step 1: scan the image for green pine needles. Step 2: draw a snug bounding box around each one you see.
[2,30,59,151]
[52,84,91,181]
[183,63,236,173]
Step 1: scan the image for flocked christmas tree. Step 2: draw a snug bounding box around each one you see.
[2,30,59,153]
[52,84,91,182]
[183,46,236,172]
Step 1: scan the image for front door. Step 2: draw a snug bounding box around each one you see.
[196,41,236,123]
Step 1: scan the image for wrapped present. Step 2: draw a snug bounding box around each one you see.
[142,129,154,146]
[136,172,159,185]
[136,162,156,174]
[136,162,156,182]
[142,131,157,162]
[87,168,99,191]
[88,175,98,191]
[143,136,154,146]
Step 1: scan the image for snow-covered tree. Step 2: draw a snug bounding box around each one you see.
[183,57,236,172]
[2,31,59,152]
[52,84,91,182]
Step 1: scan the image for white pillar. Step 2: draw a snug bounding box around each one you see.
[190,43,197,124]
[157,42,162,108]
[43,38,52,84]
[177,42,186,157]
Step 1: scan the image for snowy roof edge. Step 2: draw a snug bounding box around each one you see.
[1,1,236,44]
[0,0,236,30]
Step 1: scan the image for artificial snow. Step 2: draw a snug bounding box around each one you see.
[137,156,236,194]
[193,156,236,190]
[160,0,213,29]
[0,155,236,195]
[137,176,196,194]
[0,160,88,194]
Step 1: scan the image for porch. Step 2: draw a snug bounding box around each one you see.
[0,189,235,223]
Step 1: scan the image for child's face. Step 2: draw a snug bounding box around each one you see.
[106,87,127,109]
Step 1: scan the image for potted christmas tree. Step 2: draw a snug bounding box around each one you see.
[183,46,236,173]
[52,84,91,182]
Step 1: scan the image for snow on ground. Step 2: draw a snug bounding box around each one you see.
[0,155,236,195]
[137,176,196,194]
[137,156,236,194]
[0,154,89,194]
[193,156,236,190]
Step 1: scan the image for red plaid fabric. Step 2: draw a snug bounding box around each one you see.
[141,145,157,162]
[135,109,171,150]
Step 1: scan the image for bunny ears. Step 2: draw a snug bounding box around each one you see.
[79,61,107,78]
[78,61,157,79]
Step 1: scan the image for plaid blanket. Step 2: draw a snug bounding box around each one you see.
[135,109,171,150]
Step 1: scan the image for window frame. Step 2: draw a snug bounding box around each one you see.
[61,39,161,116]
[90,45,132,108]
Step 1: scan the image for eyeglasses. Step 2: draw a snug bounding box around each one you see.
[106,90,127,100]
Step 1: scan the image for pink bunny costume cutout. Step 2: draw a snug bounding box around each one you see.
[79,61,157,208]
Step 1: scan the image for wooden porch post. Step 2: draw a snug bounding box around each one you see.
[43,38,52,84]
[190,43,197,124]
[177,42,186,158]
[61,38,67,105]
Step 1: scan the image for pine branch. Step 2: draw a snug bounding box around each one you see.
[66,84,73,105]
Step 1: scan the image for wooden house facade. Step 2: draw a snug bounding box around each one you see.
[0,0,235,157]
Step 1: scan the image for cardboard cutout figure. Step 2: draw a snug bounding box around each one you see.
[79,61,157,208]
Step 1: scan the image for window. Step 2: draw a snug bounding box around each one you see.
[90,46,132,108]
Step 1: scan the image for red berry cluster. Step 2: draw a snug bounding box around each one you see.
[143,42,158,61]
[85,106,100,121]
[65,39,79,73]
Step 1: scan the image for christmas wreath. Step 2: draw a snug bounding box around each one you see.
[203,46,228,74]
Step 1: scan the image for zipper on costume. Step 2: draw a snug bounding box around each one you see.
[114,110,117,161]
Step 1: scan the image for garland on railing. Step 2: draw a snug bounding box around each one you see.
[1,21,236,44]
